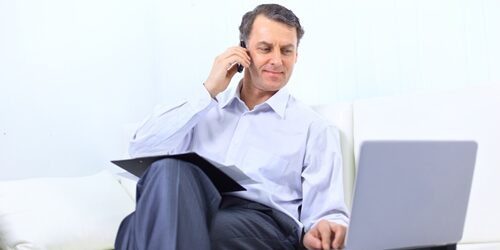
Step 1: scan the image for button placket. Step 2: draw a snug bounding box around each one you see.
[225,112,249,163]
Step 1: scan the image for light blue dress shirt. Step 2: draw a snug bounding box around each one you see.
[129,83,349,232]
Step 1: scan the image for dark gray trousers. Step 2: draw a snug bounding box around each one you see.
[115,158,300,250]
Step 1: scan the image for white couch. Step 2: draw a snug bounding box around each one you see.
[1,85,498,249]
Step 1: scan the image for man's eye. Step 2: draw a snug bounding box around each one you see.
[282,49,293,55]
[258,47,271,53]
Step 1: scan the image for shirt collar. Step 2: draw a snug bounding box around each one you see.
[217,80,290,118]
[218,82,243,109]
[261,86,289,118]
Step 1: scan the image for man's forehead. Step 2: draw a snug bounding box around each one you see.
[252,14,296,31]
[248,15,298,45]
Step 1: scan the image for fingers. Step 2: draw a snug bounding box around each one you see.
[330,223,346,249]
[303,221,347,250]
[318,221,332,250]
[221,46,251,70]
[303,231,322,250]
[204,45,251,97]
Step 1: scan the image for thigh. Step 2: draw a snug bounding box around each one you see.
[118,158,220,250]
[209,197,300,250]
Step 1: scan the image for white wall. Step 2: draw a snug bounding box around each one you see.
[148,0,500,104]
[0,0,157,178]
[1,0,499,179]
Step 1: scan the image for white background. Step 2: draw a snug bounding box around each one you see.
[1,0,499,179]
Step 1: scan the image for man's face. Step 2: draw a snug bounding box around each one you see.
[244,15,298,93]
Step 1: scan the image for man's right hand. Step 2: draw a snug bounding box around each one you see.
[303,220,347,250]
[204,46,251,98]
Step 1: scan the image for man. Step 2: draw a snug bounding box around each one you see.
[116,4,349,250]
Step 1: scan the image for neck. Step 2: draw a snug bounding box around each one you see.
[239,79,276,110]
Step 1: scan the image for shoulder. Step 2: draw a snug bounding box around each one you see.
[286,95,337,131]
[285,96,342,151]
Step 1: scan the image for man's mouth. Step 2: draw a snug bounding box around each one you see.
[263,70,283,76]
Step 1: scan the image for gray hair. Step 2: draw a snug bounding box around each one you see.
[239,4,304,46]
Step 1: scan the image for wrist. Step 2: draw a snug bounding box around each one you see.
[203,81,220,98]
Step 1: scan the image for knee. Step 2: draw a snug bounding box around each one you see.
[147,158,199,178]
[137,158,200,190]
[150,158,183,170]
[210,212,280,249]
[210,209,300,249]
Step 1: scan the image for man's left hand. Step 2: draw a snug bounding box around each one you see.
[302,220,347,250]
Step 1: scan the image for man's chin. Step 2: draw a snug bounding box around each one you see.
[246,74,288,92]
[263,74,285,83]
[261,77,287,89]
[262,82,286,92]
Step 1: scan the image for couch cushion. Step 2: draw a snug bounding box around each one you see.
[115,172,138,201]
[458,242,500,250]
[0,170,135,250]
[351,85,500,243]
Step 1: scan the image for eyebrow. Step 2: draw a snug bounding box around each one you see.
[256,41,296,49]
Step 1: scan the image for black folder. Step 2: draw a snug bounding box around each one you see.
[111,152,245,193]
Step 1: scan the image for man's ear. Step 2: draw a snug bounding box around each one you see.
[295,52,298,63]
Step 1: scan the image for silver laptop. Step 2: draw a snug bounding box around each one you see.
[344,141,477,250]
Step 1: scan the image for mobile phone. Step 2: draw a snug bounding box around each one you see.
[237,40,246,73]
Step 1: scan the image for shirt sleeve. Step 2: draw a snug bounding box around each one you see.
[301,121,350,232]
[129,84,217,158]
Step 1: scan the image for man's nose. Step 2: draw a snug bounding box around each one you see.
[269,49,283,66]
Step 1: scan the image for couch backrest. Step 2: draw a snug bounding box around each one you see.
[350,85,500,243]
[313,103,355,209]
